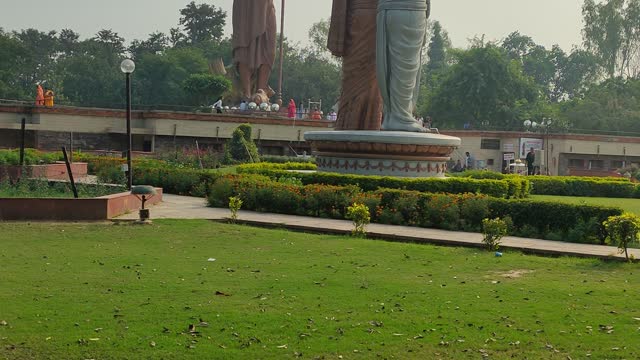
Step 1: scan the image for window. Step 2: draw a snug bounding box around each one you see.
[611,160,625,169]
[589,160,604,170]
[480,139,501,150]
[487,159,495,166]
[569,159,585,168]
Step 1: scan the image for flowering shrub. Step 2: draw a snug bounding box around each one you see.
[347,203,371,237]
[206,175,624,244]
[482,218,508,251]
[603,213,640,261]
[228,196,243,222]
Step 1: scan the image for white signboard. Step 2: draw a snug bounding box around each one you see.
[504,153,515,161]
[519,138,544,158]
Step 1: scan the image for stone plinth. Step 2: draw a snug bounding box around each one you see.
[304,131,461,178]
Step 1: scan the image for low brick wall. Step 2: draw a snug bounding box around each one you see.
[0,162,88,181]
[0,188,162,221]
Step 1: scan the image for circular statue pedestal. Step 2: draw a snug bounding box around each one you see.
[304,131,461,178]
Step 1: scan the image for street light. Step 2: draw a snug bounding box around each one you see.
[523,118,553,175]
[120,59,135,190]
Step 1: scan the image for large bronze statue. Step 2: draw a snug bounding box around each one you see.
[328,0,382,130]
[377,0,431,132]
[232,0,277,101]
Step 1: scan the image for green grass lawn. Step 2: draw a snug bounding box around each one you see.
[531,195,640,215]
[1,221,639,359]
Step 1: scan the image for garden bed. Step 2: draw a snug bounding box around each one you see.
[0,162,88,181]
[0,184,162,220]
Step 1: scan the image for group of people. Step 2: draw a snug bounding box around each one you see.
[35,85,55,107]
[451,152,474,172]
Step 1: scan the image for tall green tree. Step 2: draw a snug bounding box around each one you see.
[582,0,640,78]
[429,45,540,130]
[418,21,451,117]
[129,32,170,60]
[178,1,227,45]
[560,77,640,133]
[0,29,29,100]
[425,21,451,77]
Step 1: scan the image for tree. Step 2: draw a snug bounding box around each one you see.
[425,21,451,77]
[132,47,209,108]
[58,29,80,55]
[183,73,231,107]
[559,77,640,133]
[418,21,452,117]
[224,124,260,164]
[178,1,227,45]
[582,0,640,78]
[0,30,29,100]
[12,29,60,95]
[129,32,170,60]
[429,45,540,130]
[270,39,342,113]
[549,46,600,101]
[307,18,335,62]
[501,32,556,100]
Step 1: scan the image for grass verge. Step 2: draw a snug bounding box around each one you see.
[531,194,640,215]
[0,220,638,359]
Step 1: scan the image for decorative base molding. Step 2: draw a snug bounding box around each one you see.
[305,130,461,178]
[316,156,448,177]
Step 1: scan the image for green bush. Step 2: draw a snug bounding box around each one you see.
[237,167,527,199]
[223,124,260,165]
[347,203,371,237]
[529,176,637,198]
[260,155,315,164]
[604,213,640,261]
[482,218,508,251]
[207,175,621,244]
[0,149,60,166]
[237,162,317,172]
[452,170,636,198]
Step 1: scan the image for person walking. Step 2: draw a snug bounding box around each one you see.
[464,152,473,170]
[213,97,223,114]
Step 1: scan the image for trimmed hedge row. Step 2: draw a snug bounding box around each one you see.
[208,175,623,245]
[236,167,530,199]
[237,162,317,171]
[133,166,223,197]
[452,170,637,198]
[528,176,639,198]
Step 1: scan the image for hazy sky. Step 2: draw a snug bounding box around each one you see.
[0,0,586,50]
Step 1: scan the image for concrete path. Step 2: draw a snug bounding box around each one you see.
[118,194,640,261]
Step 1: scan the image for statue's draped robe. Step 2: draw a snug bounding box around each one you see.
[328,0,382,130]
[376,0,430,129]
[232,0,277,73]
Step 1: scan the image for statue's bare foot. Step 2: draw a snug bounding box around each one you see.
[382,121,429,133]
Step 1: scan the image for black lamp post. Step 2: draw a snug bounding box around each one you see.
[523,118,553,175]
[120,59,135,189]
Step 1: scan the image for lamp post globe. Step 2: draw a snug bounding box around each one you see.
[524,120,532,128]
[120,59,136,74]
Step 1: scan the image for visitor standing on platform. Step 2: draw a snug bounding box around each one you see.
[287,99,296,118]
[526,147,536,175]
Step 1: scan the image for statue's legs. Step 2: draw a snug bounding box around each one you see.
[377,9,427,132]
[237,63,252,99]
[257,64,275,97]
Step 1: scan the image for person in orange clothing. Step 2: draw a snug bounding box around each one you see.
[310,108,322,120]
[35,85,45,106]
[44,90,55,107]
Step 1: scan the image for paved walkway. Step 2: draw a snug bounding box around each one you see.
[118,194,640,261]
